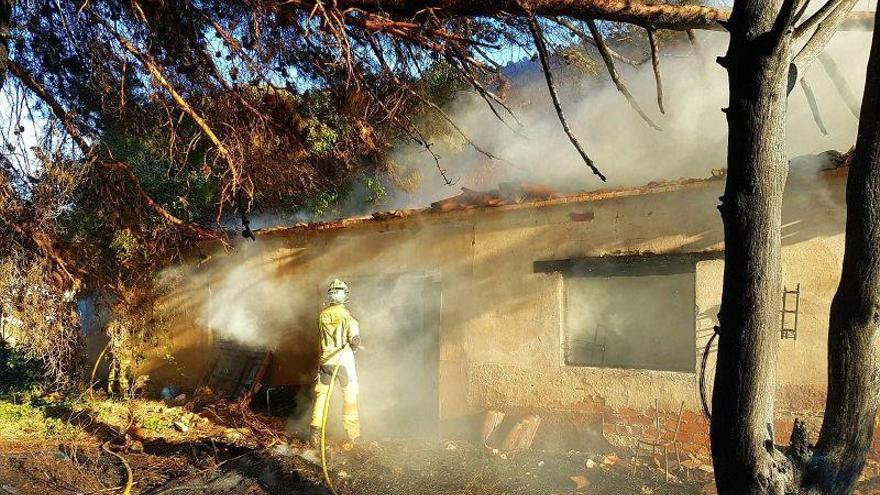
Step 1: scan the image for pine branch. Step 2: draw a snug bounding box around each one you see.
[818,52,861,118]
[647,28,665,114]
[8,61,223,244]
[800,77,829,135]
[527,13,606,182]
[586,19,662,130]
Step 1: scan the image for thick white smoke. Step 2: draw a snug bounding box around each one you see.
[385,28,871,209]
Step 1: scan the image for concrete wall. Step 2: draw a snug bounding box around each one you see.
[144,168,850,453]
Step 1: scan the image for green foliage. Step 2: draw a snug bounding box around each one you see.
[111,228,142,264]
[0,340,45,396]
[304,119,339,154]
[0,400,79,439]
[410,61,471,149]
[362,174,387,205]
[416,61,466,106]
[179,171,217,222]
[306,189,345,218]
[101,128,220,223]
[140,414,171,432]
[301,91,354,155]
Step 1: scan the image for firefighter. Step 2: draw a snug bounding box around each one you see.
[310,279,362,448]
[107,330,133,397]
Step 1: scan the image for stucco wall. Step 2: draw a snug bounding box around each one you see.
[145,168,850,451]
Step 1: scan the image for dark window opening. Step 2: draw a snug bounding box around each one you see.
[544,256,698,373]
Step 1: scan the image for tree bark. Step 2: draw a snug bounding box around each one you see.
[277,0,729,31]
[0,0,12,87]
[276,1,874,33]
[807,8,880,494]
[711,1,795,493]
[792,0,859,79]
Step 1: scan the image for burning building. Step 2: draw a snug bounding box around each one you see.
[139,155,856,457]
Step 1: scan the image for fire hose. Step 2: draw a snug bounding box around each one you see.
[91,345,135,495]
[319,357,343,495]
[102,441,134,495]
[89,342,111,401]
[317,340,360,495]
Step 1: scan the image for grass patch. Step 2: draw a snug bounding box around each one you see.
[0,393,238,446]
[0,400,80,439]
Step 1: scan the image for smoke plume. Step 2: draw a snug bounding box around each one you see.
[384,29,869,210]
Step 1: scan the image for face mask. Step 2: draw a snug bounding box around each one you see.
[329,289,347,303]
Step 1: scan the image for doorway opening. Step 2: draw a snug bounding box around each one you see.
[343,274,441,439]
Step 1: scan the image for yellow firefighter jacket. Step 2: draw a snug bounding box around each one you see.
[318,303,359,365]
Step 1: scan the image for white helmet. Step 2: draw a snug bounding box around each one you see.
[327,279,349,304]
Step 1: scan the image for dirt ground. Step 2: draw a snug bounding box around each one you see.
[2,398,880,495]
[6,439,880,495]
[0,437,713,495]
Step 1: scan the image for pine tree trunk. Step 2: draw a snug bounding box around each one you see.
[711,1,795,493]
[807,8,880,495]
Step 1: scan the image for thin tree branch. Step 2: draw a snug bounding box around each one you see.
[362,83,458,186]
[800,77,829,135]
[89,10,240,185]
[7,61,222,243]
[362,34,508,163]
[586,19,662,130]
[647,27,665,114]
[7,62,91,153]
[403,83,506,162]
[198,47,266,123]
[770,0,803,53]
[795,0,842,39]
[555,17,642,67]
[366,33,393,73]
[818,51,861,118]
[792,0,813,29]
[202,13,270,85]
[526,13,606,182]
[448,54,524,130]
[792,0,859,77]
[100,161,224,239]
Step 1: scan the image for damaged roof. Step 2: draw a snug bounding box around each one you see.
[253,149,851,239]
[254,173,727,239]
